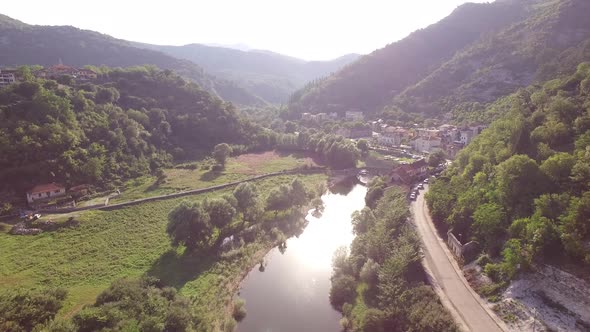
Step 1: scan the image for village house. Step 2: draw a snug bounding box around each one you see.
[390,159,428,184]
[377,127,407,147]
[0,69,17,86]
[411,136,442,153]
[36,64,97,80]
[345,111,364,121]
[26,183,67,204]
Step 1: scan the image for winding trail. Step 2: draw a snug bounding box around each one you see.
[411,185,505,332]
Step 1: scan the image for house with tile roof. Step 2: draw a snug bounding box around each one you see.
[26,183,66,204]
[390,159,428,184]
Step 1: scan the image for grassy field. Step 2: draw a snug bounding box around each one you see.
[111,150,320,204]
[0,172,327,328]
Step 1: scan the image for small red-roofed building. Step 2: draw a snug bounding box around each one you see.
[26,183,66,204]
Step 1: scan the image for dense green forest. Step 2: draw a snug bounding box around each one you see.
[288,0,590,123]
[0,66,262,194]
[426,63,590,282]
[0,67,360,198]
[330,182,457,332]
[135,42,359,103]
[0,14,264,106]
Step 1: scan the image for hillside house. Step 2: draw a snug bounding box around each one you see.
[390,159,428,184]
[37,64,97,80]
[411,136,442,153]
[26,183,66,204]
[0,69,17,86]
[377,127,407,147]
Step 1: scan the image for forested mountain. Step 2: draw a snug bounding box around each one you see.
[288,0,590,122]
[427,63,590,279]
[0,14,265,107]
[135,42,360,103]
[0,66,264,194]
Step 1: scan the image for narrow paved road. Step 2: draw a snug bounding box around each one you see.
[412,185,503,332]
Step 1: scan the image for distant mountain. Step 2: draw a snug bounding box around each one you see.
[0,14,265,107]
[288,0,590,122]
[134,42,361,103]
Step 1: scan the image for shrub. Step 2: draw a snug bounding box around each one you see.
[0,288,67,332]
[232,297,247,321]
[329,275,356,311]
[476,254,492,267]
[223,318,237,332]
[484,263,504,282]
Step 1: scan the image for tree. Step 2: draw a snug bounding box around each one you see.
[0,288,67,332]
[233,183,258,214]
[266,184,293,212]
[428,150,447,167]
[166,201,212,250]
[233,182,262,224]
[357,139,370,154]
[290,178,307,207]
[329,274,356,310]
[540,152,575,187]
[213,143,232,166]
[205,198,236,230]
[352,208,376,235]
[473,203,506,253]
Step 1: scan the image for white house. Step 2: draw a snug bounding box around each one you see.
[377,127,406,147]
[0,70,17,86]
[412,137,442,153]
[26,183,67,204]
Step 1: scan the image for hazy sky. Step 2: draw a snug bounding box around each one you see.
[3,0,489,60]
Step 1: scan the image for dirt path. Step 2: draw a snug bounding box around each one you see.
[412,185,505,332]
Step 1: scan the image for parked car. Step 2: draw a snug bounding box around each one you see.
[417,183,424,189]
[423,178,429,184]
[412,190,419,196]
[410,193,416,200]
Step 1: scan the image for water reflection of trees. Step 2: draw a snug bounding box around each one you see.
[329,176,359,195]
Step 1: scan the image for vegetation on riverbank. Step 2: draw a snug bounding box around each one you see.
[0,173,327,331]
[426,63,590,283]
[330,182,458,331]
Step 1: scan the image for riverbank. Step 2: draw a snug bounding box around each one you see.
[220,198,324,330]
[0,173,327,330]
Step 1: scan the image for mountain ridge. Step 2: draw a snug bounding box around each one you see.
[133,42,361,103]
[288,0,590,123]
[0,14,267,107]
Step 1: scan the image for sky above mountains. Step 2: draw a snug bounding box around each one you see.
[4,0,488,60]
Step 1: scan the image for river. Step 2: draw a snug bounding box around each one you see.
[237,181,368,332]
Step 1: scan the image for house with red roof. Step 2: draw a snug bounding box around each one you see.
[390,159,428,184]
[26,183,66,204]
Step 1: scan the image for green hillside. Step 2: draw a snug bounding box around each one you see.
[0,66,261,194]
[427,63,590,279]
[0,14,265,107]
[288,0,590,123]
[136,42,359,103]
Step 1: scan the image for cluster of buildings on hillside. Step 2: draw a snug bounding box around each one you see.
[300,111,486,157]
[301,111,365,122]
[0,64,97,87]
[374,122,487,158]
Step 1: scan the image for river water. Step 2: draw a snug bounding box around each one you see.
[237,182,367,332]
